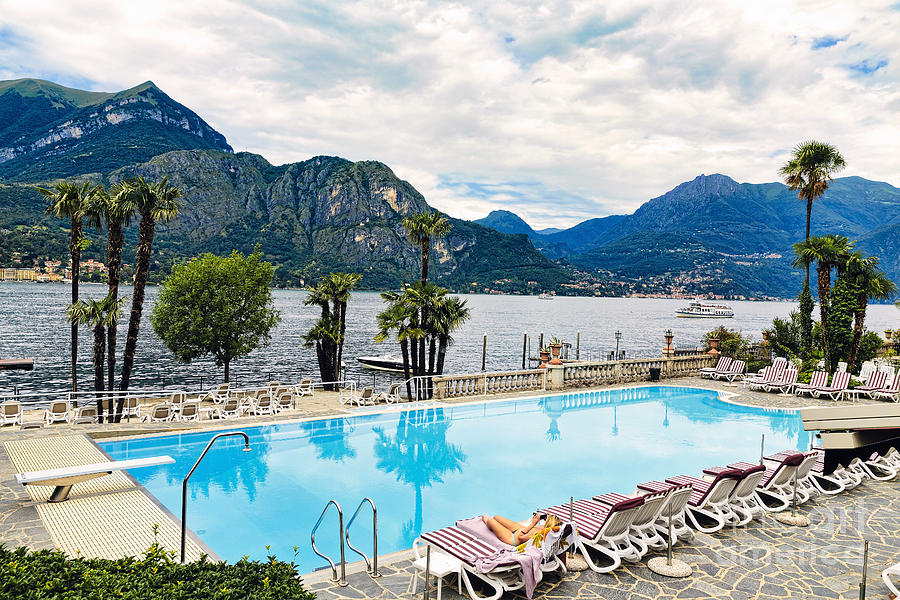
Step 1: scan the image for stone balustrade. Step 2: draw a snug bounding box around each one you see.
[430,354,716,399]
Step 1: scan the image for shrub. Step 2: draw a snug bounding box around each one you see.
[0,543,315,600]
[857,331,884,368]
[704,326,752,359]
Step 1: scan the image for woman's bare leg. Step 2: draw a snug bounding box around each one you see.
[483,516,516,545]
[492,515,525,532]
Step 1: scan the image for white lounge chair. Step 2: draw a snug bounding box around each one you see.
[294,378,314,398]
[700,356,732,379]
[44,400,70,425]
[201,383,230,404]
[712,360,745,382]
[701,463,768,525]
[215,397,242,419]
[0,400,22,426]
[636,481,695,546]
[762,367,798,394]
[15,456,175,502]
[178,401,200,422]
[747,366,778,391]
[252,393,274,415]
[544,495,644,573]
[874,373,900,402]
[730,453,805,513]
[810,372,851,400]
[794,371,829,396]
[274,391,294,413]
[848,371,888,401]
[142,403,175,423]
[666,469,742,533]
[376,383,403,404]
[70,405,98,425]
[884,562,900,597]
[342,386,375,407]
[592,489,670,558]
[119,395,141,420]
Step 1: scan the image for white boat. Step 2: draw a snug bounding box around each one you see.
[538,292,554,300]
[675,300,734,318]
[356,355,406,372]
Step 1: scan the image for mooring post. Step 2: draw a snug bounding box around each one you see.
[576,331,580,360]
[539,332,544,352]
[522,332,527,369]
[859,539,869,599]
[482,333,487,371]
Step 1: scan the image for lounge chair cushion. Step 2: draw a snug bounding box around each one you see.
[456,517,510,549]
[420,526,515,567]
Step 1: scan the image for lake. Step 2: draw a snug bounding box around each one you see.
[1,282,897,394]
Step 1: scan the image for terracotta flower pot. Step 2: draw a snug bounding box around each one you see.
[548,343,564,365]
[539,350,551,368]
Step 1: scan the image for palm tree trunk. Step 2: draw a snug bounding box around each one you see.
[118,213,154,398]
[805,199,812,284]
[437,336,448,375]
[337,300,347,383]
[421,239,429,284]
[817,262,832,370]
[70,218,82,393]
[847,293,868,370]
[106,222,123,391]
[427,336,436,399]
[314,341,330,390]
[93,323,105,423]
[401,339,412,400]
[410,335,419,378]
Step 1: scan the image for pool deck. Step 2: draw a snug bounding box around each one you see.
[0,377,897,598]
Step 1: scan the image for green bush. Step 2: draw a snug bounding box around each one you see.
[0,543,316,600]
[703,326,752,359]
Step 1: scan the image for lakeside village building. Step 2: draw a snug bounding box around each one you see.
[0,258,107,283]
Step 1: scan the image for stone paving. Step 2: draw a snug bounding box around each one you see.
[0,377,897,597]
[306,479,900,600]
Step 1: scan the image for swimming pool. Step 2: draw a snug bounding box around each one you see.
[99,386,808,573]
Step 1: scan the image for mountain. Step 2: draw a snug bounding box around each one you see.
[474,210,537,236]
[535,227,562,235]
[0,79,232,181]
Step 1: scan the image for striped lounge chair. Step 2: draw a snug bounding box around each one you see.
[747,366,778,391]
[769,449,845,496]
[711,360,745,382]
[794,371,828,396]
[700,356,732,379]
[762,367,798,394]
[664,468,742,533]
[810,372,851,400]
[874,373,900,402]
[849,371,888,401]
[700,463,767,526]
[543,495,644,574]
[729,453,805,513]
[591,489,671,558]
[414,518,571,600]
[636,481,695,546]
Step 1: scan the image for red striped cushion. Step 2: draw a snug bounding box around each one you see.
[637,480,672,493]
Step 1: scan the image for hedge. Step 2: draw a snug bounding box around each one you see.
[0,543,316,600]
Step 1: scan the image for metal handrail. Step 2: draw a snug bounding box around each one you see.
[345,497,380,577]
[181,431,251,563]
[311,500,347,586]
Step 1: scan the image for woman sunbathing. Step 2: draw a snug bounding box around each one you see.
[482,513,560,546]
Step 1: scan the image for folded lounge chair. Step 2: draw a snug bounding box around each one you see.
[636,481,695,546]
[665,468,742,533]
[810,372,850,400]
[0,400,22,426]
[700,356,732,379]
[543,495,644,573]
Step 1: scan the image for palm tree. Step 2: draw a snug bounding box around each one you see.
[303,272,362,389]
[38,181,99,392]
[402,211,452,284]
[779,141,846,282]
[118,177,183,399]
[376,294,420,400]
[793,234,853,369]
[67,294,127,421]
[845,253,897,369]
[431,295,471,375]
[83,183,137,390]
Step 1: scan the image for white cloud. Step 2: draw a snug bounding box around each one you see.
[1,0,898,229]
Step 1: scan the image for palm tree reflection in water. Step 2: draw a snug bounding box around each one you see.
[301,418,357,462]
[175,432,272,502]
[373,407,466,547]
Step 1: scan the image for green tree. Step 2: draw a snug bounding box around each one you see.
[844,252,896,369]
[151,250,281,383]
[703,326,751,358]
[83,183,138,390]
[432,295,471,375]
[67,294,127,421]
[763,311,803,359]
[38,181,99,392]
[402,211,452,284]
[827,270,857,368]
[375,296,420,400]
[797,282,814,356]
[302,272,362,390]
[119,177,182,396]
[778,140,846,280]
[793,234,853,370]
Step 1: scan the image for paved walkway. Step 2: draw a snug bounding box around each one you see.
[0,376,897,598]
[307,480,900,600]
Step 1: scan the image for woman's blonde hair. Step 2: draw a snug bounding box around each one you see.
[544,514,561,528]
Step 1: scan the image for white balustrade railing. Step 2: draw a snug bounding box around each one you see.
[432,369,546,399]
[563,354,715,386]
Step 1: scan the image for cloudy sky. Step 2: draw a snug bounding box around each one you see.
[1,1,898,228]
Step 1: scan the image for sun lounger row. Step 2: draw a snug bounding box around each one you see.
[0,397,142,426]
[700,357,745,381]
[746,365,900,402]
[414,445,898,599]
[340,383,404,407]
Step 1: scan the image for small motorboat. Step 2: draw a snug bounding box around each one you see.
[675,300,734,318]
[356,355,406,373]
[538,292,554,300]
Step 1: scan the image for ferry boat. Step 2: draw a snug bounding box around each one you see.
[356,355,406,372]
[675,300,734,318]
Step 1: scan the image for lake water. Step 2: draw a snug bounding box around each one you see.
[1,282,897,394]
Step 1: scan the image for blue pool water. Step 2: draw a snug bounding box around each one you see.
[99,386,808,573]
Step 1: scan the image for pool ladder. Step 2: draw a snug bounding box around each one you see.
[311,497,381,586]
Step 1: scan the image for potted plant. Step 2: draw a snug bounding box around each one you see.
[538,346,551,369]
[548,337,564,365]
